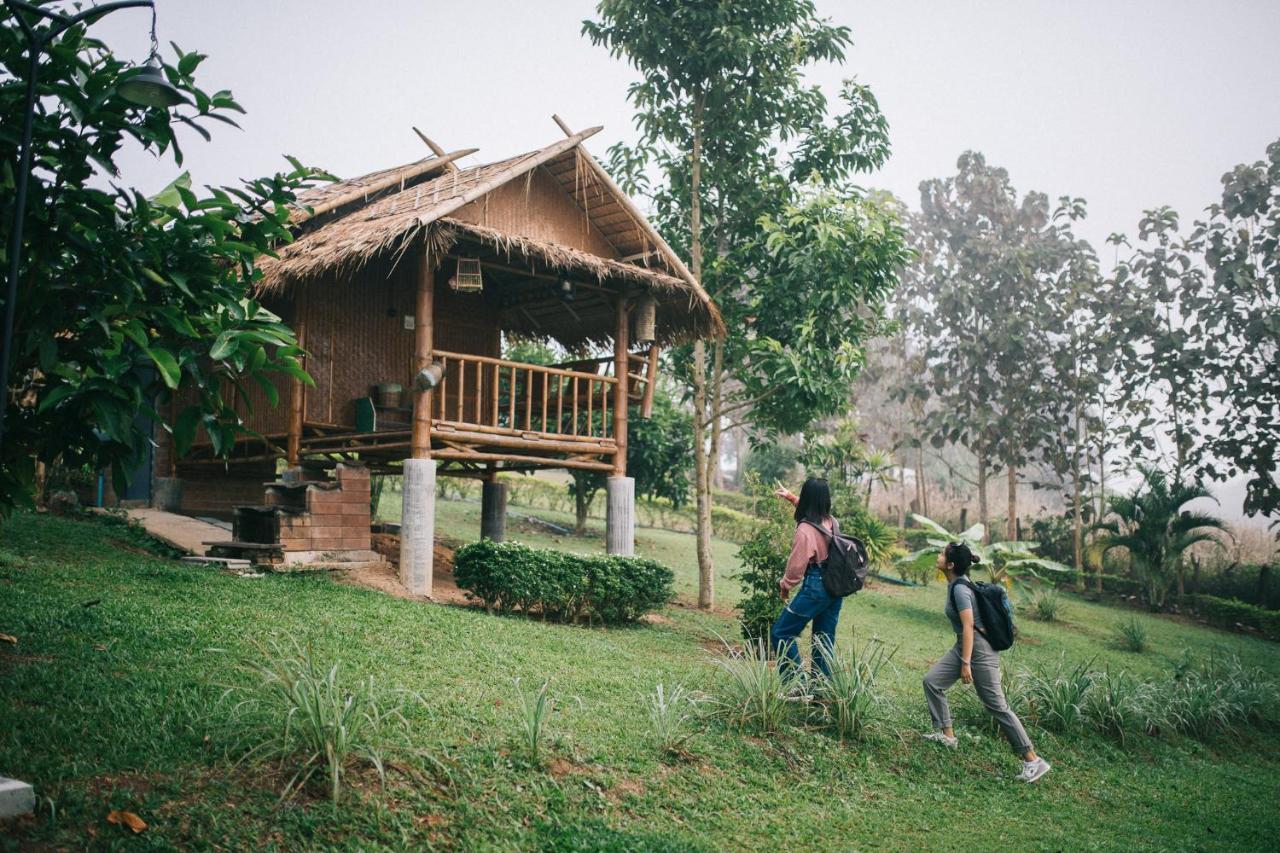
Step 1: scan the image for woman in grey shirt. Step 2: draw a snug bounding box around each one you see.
[922,542,1051,783]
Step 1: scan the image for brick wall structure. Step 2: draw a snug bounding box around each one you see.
[268,463,371,553]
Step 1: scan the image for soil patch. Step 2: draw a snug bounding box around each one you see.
[336,538,473,607]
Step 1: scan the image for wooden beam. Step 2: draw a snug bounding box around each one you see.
[432,448,615,472]
[613,294,630,477]
[411,246,435,458]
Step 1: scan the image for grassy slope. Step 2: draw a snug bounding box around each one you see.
[0,512,1277,851]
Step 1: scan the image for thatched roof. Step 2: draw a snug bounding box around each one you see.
[255,128,722,347]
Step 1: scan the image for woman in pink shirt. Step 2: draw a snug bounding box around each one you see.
[769,477,843,680]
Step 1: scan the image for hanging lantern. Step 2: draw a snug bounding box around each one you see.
[634,294,657,344]
[450,257,483,293]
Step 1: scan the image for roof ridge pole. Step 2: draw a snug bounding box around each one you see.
[413,127,460,173]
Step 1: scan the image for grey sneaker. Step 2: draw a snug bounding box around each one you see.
[923,731,958,748]
[1017,757,1051,783]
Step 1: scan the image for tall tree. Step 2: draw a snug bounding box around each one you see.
[1108,208,1213,484]
[906,153,1062,542]
[1193,139,1280,520]
[0,16,324,515]
[585,1,902,606]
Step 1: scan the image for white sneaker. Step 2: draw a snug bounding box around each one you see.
[1017,757,1051,783]
[923,731,958,748]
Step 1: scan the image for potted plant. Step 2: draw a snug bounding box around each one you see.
[375,382,403,408]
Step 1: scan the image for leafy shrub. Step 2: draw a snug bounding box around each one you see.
[1197,563,1279,610]
[1114,615,1148,652]
[643,683,701,754]
[813,635,894,742]
[733,495,793,642]
[1028,515,1076,566]
[223,640,415,802]
[1188,594,1280,640]
[707,638,791,733]
[453,540,673,625]
[1025,587,1065,622]
[1024,655,1095,732]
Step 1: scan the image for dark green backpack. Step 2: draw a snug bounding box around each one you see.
[949,576,1016,651]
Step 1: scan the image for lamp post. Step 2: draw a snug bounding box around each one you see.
[0,0,183,456]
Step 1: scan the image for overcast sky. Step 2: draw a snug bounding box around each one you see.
[95,0,1280,259]
[91,0,1278,522]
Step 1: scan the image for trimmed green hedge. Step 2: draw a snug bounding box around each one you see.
[1189,594,1280,641]
[452,540,673,625]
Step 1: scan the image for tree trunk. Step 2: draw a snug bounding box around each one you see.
[977,453,990,544]
[709,338,724,491]
[689,93,714,610]
[1072,404,1084,590]
[1095,414,1106,595]
[897,463,907,527]
[1006,463,1018,541]
[574,478,590,536]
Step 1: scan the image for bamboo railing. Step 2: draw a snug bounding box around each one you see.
[430,350,617,443]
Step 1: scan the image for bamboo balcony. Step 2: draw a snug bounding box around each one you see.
[182,348,658,475]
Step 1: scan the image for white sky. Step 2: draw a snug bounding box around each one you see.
[93,0,1280,259]
[89,0,1279,522]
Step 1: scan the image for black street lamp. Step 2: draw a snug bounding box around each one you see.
[1,0,183,456]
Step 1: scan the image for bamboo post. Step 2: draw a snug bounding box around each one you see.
[286,306,307,466]
[612,295,630,476]
[411,247,435,458]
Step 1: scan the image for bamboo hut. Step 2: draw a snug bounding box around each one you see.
[154,119,721,594]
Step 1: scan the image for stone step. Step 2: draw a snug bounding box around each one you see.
[0,777,35,819]
[181,556,253,569]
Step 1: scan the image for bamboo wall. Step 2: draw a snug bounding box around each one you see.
[451,166,622,259]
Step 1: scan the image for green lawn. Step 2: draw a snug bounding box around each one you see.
[2,512,1278,850]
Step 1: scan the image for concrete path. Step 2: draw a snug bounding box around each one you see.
[124,508,228,556]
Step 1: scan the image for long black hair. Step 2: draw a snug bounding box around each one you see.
[944,541,981,576]
[794,477,832,526]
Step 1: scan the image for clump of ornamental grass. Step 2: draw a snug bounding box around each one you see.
[706,637,792,734]
[1114,614,1148,653]
[1025,586,1065,622]
[1024,654,1096,732]
[1085,669,1147,744]
[222,639,416,803]
[812,635,895,743]
[513,677,554,760]
[643,682,701,754]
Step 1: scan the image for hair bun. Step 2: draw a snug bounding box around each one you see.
[970,553,982,564]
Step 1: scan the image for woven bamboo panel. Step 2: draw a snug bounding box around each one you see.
[450,167,621,259]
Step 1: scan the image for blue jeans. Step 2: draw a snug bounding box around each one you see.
[770,566,843,680]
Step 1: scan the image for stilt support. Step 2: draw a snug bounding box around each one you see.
[606,476,635,556]
[400,458,436,596]
[481,479,508,542]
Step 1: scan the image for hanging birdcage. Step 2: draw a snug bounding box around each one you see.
[450,257,483,293]
[634,294,657,344]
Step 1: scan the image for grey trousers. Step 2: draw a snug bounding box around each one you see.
[923,632,1033,755]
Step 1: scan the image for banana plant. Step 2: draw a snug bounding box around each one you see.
[897,514,1071,587]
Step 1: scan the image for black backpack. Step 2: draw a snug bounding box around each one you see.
[803,520,870,598]
[949,576,1016,651]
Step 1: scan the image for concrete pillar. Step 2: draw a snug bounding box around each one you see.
[606,476,635,556]
[400,458,436,596]
[481,480,508,542]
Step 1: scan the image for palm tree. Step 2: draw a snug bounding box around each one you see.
[1093,466,1229,609]
[860,449,897,503]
